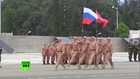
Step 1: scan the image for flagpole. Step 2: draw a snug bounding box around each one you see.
[96,24,98,41]
[81,24,84,40]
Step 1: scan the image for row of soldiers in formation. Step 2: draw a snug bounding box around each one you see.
[42,36,114,71]
[127,39,140,62]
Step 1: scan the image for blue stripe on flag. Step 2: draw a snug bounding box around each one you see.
[83,13,97,22]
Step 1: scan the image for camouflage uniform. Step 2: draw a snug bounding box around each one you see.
[137,40,140,61]
[133,41,138,61]
[0,47,2,68]
[127,39,133,62]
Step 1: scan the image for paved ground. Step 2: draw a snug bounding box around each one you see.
[1,52,130,64]
[0,53,140,79]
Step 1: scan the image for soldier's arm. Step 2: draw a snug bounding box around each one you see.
[111,43,114,54]
[62,44,65,54]
[95,43,98,55]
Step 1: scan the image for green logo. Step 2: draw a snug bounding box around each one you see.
[21,61,30,71]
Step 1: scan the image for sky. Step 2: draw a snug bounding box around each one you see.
[120,0,124,2]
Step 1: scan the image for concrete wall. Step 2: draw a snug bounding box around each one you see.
[0,36,128,53]
[0,36,55,53]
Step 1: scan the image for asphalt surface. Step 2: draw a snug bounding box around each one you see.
[0,53,140,79]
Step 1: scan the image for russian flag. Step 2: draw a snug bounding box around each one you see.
[82,7,98,25]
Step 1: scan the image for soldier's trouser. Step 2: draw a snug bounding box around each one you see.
[46,53,50,62]
[79,52,87,64]
[76,52,81,63]
[128,51,133,61]
[0,55,1,62]
[104,52,113,66]
[51,52,56,62]
[68,53,71,63]
[55,52,66,69]
[70,51,78,63]
[0,50,1,62]
[85,52,91,64]
[63,54,68,62]
[103,51,106,62]
[138,51,140,61]
[88,51,95,65]
[42,55,46,63]
[133,51,137,61]
[96,53,103,65]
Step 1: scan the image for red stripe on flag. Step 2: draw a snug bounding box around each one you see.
[82,18,93,25]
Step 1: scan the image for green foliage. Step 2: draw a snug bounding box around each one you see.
[114,22,129,38]
[2,8,17,34]
[1,0,140,36]
[69,5,82,36]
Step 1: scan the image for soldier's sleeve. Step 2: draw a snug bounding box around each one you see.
[111,43,114,54]
[62,44,65,54]
[127,42,130,48]
[95,43,98,55]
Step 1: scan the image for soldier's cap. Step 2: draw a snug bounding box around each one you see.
[107,37,111,40]
[73,36,76,39]
[83,36,87,39]
[98,38,102,40]
[57,37,61,39]
[130,39,133,41]
[91,36,95,39]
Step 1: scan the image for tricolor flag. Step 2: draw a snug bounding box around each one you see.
[82,7,98,25]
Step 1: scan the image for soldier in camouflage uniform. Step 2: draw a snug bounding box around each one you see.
[133,41,138,61]
[127,39,134,62]
[137,40,140,62]
[0,47,2,68]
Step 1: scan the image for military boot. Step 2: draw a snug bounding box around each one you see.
[53,68,57,71]
[111,65,114,69]
[86,66,90,69]
[129,59,133,62]
[51,61,55,65]
[94,65,99,70]
[43,62,46,65]
[101,65,106,69]
[78,65,81,69]
[47,61,50,64]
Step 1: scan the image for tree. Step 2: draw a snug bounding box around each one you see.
[2,8,17,34]
[114,22,129,38]
[121,10,132,29]
[1,0,140,36]
[69,5,82,36]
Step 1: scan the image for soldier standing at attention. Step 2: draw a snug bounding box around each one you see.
[127,39,134,62]
[46,44,51,64]
[137,40,140,61]
[42,43,47,65]
[0,47,2,68]
[51,40,58,64]
[133,41,138,62]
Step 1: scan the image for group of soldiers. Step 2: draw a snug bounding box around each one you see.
[42,36,114,71]
[127,39,140,62]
